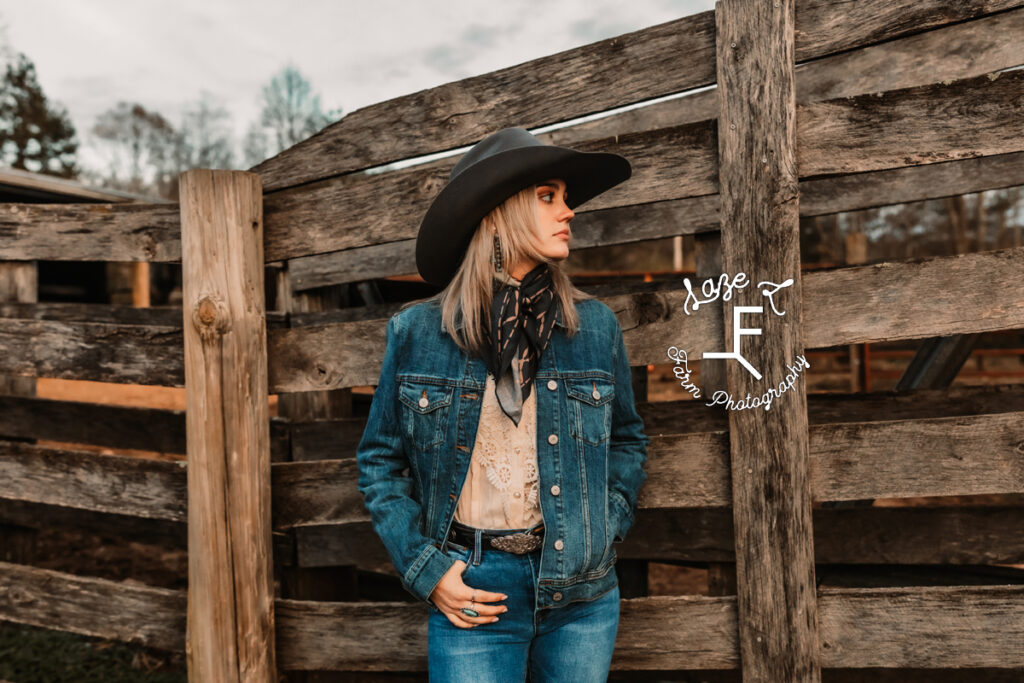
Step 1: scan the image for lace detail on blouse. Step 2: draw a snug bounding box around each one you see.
[454,372,542,529]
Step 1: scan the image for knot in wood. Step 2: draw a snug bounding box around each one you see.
[192,295,231,337]
[633,292,668,325]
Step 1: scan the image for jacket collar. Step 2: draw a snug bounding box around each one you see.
[444,302,566,331]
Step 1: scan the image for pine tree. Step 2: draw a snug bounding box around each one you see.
[0,51,79,177]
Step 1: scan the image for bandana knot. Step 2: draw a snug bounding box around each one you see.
[483,262,558,425]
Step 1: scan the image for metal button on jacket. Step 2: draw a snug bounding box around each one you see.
[548,433,558,445]
[418,396,429,408]
[554,539,564,550]
[592,388,601,400]
[552,592,563,601]
[550,485,560,496]
[547,379,558,390]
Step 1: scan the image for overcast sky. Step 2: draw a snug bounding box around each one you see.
[0,0,715,175]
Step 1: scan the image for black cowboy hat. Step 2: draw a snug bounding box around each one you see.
[415,127,632,288]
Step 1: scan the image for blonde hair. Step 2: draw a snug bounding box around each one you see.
[403,183,593,358]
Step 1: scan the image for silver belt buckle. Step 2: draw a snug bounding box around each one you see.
[489,531,542,554]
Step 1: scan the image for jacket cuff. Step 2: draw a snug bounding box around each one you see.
[403,543,458,605]
[609,489,635,544]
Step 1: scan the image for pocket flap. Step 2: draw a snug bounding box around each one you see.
[397,380,454,413]
[565,377,615,407]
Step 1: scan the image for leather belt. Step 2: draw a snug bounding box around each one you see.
[448,520,544,555]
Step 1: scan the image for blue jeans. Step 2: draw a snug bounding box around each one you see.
[427,525,620,682]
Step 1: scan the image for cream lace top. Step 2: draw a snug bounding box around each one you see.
[454,371,543,529]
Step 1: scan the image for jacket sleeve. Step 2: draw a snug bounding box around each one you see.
[355,313,457,606]
[607,314,650,544]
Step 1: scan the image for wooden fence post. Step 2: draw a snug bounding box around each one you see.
[0,261,39,565]
[715,0,821,680]
[180,169,277,682]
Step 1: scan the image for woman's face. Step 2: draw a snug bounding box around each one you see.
[510,178,575,279]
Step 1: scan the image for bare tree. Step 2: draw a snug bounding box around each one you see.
[242,119,271,169]
[258,64,337,157]
[90,102,175,194]
[178,89,235,171]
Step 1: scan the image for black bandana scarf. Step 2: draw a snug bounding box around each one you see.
[482,261,558,426]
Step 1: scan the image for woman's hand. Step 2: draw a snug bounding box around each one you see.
[429,559,508,628]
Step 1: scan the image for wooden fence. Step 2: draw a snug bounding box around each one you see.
[2,0,1024,680]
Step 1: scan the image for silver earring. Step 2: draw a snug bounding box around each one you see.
[491,233,503,272]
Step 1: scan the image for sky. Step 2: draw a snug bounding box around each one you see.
[0,0,716,176]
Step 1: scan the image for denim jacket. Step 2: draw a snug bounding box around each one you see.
[355,297,649,610]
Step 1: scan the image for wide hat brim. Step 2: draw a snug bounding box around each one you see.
[416,143,631,288]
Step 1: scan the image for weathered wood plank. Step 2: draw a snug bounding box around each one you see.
[0,441,187,521]
[801,245,1024,348]
[270,585,1024,671]
[815,585,1024,668]
[0,395,289,460]
[800,70,1024,177]
[0,316,183,385]
[179,168,277,682]
[794,0,1023,59]
[0,395,188,454]
[798,150,1024,218]
[0,497,296,564]
[648,411,1024,508]
[0,301,287,328]
[0,560,185,652]
[643,382,1003,438]
[296,505,1024,568]
[0,201,179,261]
[251,1,1023,192]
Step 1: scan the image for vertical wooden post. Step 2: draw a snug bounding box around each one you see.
[845,231,867,393]
[0,261,39,564]
[180,169,277,683]
[715,0,821,680]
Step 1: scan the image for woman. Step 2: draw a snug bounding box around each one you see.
[356,127,650,682]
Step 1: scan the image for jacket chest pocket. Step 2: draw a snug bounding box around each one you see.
[397,380,454,450]
[566,376,615,446]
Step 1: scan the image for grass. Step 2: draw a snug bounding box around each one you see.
[0,621,186,683]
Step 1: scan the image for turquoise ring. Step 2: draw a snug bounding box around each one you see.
[460,606,480,617]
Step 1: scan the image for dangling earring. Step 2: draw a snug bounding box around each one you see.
[491,231,503,272]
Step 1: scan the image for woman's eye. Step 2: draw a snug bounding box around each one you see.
[540,192,553,202]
